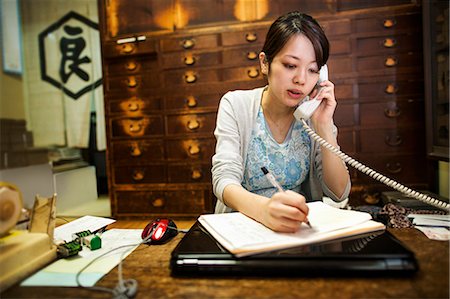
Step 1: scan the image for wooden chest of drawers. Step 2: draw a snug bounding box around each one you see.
[98,1,428,216]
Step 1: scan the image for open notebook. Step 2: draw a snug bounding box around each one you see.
[198,201,386,257]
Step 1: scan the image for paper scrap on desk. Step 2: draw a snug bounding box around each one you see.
[54,215,116,242]
[415,226,450,241]
[21,229,142,287]
[412,218,450,228]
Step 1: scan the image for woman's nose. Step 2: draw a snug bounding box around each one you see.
[293,72,306,84]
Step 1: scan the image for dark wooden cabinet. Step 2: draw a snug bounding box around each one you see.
[98,1,427,217]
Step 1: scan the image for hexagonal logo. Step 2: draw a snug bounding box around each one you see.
[38,11,102,100]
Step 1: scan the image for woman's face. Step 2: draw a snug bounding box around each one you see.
[262,34,321,108]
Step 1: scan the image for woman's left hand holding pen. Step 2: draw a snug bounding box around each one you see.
[261,190,310,233]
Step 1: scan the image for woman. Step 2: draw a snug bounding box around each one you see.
[211,11,351,233]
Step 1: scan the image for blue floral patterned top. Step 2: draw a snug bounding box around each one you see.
[242,106,311,198]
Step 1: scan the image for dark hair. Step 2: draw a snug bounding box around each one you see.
[261,11,329,68]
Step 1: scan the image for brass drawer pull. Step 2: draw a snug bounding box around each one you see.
[188,144,200,155]
[182,39,195,49]
[384,106,401,118]
[152,198,165,208]
[247,51,258,60]
[185,72,197,83]
[384,83,398,94]
[246,33,257,42]
[130,144,142,157]
[383,19,396,28]
[191,169,202,180]
[383,38,397,48]
[384,57,397,67]
[385,135,402,146]
[128,102,140,112]
[184,55,196,66]
[247,68,259,78]
[386,162,402,174]
[129,122,143,133]
[125,61,137,71]
[186,96,197,108]
[132,170,144,181]
[127,77,138,88]
[121,43,135,54]
[187,119,200,130]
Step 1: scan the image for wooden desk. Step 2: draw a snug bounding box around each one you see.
[3,220,449,299]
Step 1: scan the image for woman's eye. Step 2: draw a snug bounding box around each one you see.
[284,64,295,69]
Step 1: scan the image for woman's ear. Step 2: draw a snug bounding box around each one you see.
[259,52,269,75]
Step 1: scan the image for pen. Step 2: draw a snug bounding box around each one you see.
[261,167,312,228]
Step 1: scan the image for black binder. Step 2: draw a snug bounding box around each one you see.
[170,221,418,277]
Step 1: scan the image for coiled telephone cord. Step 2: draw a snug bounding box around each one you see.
[301,119,450,212]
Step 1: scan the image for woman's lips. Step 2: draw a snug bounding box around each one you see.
[287,89,303,100]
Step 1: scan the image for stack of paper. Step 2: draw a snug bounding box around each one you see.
[408,214,450,241]
[199,201,386,257]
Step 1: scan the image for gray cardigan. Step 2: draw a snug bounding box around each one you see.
[211,87,350,213]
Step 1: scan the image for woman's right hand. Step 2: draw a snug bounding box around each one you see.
[261,190,309,233]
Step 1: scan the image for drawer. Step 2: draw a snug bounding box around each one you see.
[354,12,421,34]
[105,73,160,92]
[161,51,221,69]
[164,93,221,110]
[359,127,425,153]
[337,129,356,154]
[166,138,215,161]
[359,99,424,127]
[111,116,164,138]
[105,56,158,75]
[222,28,268,47]
[354,153,426,184]
[221,46,261,66]
[102,40,157,58]
[356,52,423,72]
[111,140,164,165]
[355,33,420,56]
[160,34,219,52]
[358,78,424,99]
[221,66,264,82]
[334,83,354,100]
[113,164,166,184]
[163,69,220,86]
[327,56,352,75]
[328,37,351,55]
[166,112,216,135]
[168,163,211,183]
[115,189,208,214]
[334,103,355,127]
[321,18,351,36]
[109,96,162,115]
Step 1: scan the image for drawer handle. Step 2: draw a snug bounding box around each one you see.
[132,170,144,181]
[121,43,135,54]
[384,107,401,118]
[246,33,257,42]
[383,19,396,28]
[383,38,396,48]
[130,144,142,157]
[128,102,140,112]
[384,57,397,67]
[127,77,138,88]
[125,61,137,71]
[191,169,202,180]
[384,83,398,94]
[187,119,200,130]
[152,198,165,208]
[188,144,200,155]
[185,72,197,83]
[182,39,195,49]
[129,122,143,133]
[184,55,196,66]
[186,96,197,108]
[247,68,259,78]
[247,51,258,60]
[386,162,402,174]
[385,135,402,146]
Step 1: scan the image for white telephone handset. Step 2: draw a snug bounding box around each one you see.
[293,65,449,211]
[294,64,328,120]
